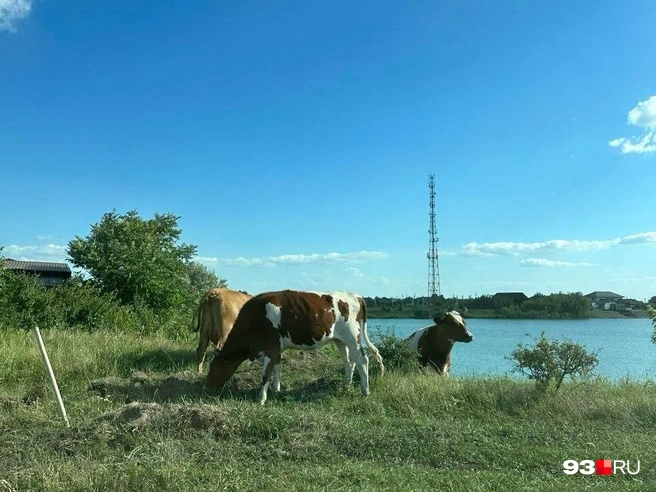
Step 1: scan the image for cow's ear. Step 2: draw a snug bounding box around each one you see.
[432,315,443,324]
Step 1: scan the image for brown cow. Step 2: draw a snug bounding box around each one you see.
[204,290,385,404]
[406,310,473,376]
[189,288,253,373]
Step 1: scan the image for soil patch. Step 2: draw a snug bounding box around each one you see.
[88,370,205,403]
[96,401,238,437]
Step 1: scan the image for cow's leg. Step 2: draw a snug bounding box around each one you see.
[258,352,281,391]
[441,361,450,378]
[350,344,370,396]
[258,350,279,405]
[272,353,282,393]
[333,340,355,384]
[196,335,209,373]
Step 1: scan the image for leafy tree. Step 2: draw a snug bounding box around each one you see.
[649,295,656,306]
[186,261,227,300]
[67,210,197,312]
[507,331,599,392]
[649,306,656,345]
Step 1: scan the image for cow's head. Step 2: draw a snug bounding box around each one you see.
[204,349,246,394]
[434,310,473,343]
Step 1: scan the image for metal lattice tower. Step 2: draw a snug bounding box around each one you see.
[427,173,441,297]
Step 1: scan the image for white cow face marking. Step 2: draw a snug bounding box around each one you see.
[444,311,473,343]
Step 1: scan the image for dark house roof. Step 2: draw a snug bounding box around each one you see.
[3,259,72,278]
[584,291,624,300]
[493,292,528,302]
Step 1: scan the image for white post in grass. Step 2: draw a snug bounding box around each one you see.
[34,326,70,428]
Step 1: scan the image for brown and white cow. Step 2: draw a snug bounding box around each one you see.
[189,288,253,373]
[204,290,385,404]
[406,310,473,376]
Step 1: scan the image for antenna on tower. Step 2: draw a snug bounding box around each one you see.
[427,173,441,298]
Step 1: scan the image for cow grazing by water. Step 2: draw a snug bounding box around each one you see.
[189,288,253,373]
[204,290,385,404]
[406,310,473,376]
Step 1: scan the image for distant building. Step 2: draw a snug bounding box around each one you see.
[585,291,624,310]
[492,292,528,304]
[3,259,72,287]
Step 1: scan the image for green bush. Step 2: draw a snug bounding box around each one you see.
[507,331,599,392]
[0,271,59,330]
[0,268,195,336]
[373,329,420,373]
[47,276,135,331]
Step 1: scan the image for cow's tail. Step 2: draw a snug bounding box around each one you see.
[359,299,385,376]
[189,304,202,332]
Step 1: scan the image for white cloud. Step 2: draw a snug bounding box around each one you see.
[460,231,656,257]
[269,251,388,264]
[617,232,656,244]
[222,257,276,268]
[627,96,656,129]
[4,244,67,261]
[609,95,656,154]
[201,250,389,268]
[195,256,219,265]
[614,276,656,284]
[608,132,656,154]
[520,258,594,268]
[345,267,366,277]
[0,0,32,32]
[195,255,277,267]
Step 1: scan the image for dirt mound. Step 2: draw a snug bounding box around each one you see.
[0,386,48,408]
[88,371,205,403]
[96,401,237,436]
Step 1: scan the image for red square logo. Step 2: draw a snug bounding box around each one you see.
[596,459,612,475]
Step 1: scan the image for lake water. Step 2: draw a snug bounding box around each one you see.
[368,318,656,381]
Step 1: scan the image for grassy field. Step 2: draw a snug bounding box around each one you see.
[1,327,654,491]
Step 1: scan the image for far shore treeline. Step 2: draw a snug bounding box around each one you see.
[364,293,651,320]
[1,211,655,338]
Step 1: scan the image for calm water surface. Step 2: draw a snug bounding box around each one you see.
[369,318,655,381]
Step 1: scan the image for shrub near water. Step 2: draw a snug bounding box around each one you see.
[508,330,599,392]
[372,328,420,373]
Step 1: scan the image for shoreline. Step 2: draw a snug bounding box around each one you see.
[367,308,650,320]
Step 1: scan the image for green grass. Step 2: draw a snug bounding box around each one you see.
[1,328,654,491]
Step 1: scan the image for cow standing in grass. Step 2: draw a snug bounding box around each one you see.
[406,310,473,376]
[204,290,385,404]
[189,288,253,373]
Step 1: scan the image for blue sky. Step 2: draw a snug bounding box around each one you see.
[2,1,655,301]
